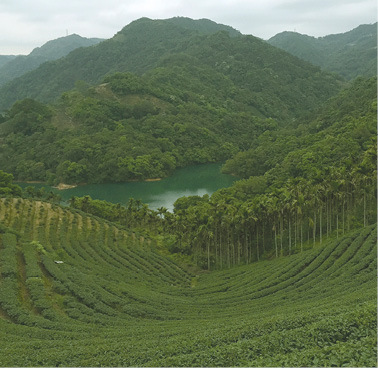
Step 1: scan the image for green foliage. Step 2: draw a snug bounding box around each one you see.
[0,67,273,183]
[104,72,149,95]
[56,160,88,183]
[69,195,161,231]
[0,170,22,197]
[0,198,376,366]
[0,17,347,185]
[9,98,52,134]
[0,18,375,366]
[223,77,376,180]
[162,77,377,269]
[268,23,377,80]
[0,17,341,112]
[0,35,103,88]
[30,240,46,255]
[22,186,61,202]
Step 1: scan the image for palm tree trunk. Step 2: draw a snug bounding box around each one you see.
[336,201,339,239]
[326,198,329,238]
[319,207,322,245]
[274,224,278,258]
[262,222,265,253]
[342,201,345,235]
[256,227,259,261]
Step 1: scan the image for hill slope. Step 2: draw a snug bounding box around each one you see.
[0,55,16,69]
[0,197,376,366]
[0,29,343,184]
[268,23,377,80]
[0,17,341,111]
[0,34,103,87]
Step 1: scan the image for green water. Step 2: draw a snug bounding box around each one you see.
[20,164,237,211]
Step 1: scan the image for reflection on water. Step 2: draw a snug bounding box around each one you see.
[19,164,238,211]
[149,188,210,211]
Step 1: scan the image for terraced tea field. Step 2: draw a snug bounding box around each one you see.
[0,198,376,366]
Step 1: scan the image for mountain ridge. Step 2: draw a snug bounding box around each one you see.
[0,34,104,87]
[0,17,342,113]
[0,55,16,68]
[268,22,377,79]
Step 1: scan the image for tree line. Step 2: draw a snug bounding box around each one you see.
[68,77,377,269]
[1,75,375,270]
[68,139,376,270]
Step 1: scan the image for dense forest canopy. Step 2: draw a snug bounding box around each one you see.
[0,55,16,68]
[0,18,376,366]
[0,17,342,112]
[0,18,376,269]
[268,23,377,80]
[0,34,103,88]
[0,19,343,185]
[69,77,377,269]
[0,69,270,183]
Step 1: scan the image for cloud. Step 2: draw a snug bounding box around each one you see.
[0,0,376,54]
[225,0,377,38]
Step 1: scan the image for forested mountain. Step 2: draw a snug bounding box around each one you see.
[0,18,344,184]
[268,23,377,80]
[222,77,377,180]
[0,34,103,87]
[164,16,241,36]
[0,17,341,111]
[0,55,16,68]
[67,77,376,269]
[0,18,376,367]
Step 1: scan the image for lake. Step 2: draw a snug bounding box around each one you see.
[19,164,238,211]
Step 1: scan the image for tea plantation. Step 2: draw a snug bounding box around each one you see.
[0,198,376,366]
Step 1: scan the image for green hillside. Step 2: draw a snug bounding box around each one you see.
[163,76,376,269]
[268,23,377,80]
[0,18,376,367]
[42,77,374,271]
[0,43,342,184]
[0,55,16,68]
[0,197,376,367]
[165,16,241,36]
[0,34,103,87]
[0,17,341,111]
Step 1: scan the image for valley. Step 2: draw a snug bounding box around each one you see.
[0,16,376,367]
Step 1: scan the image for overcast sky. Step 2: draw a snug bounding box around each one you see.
[0,0,376,55]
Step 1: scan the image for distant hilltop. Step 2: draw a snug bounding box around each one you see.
[0,34,104,87]
[268,23,377,79]
[0,17,375,111]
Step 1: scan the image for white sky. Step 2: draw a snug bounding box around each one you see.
[0,0,376,55]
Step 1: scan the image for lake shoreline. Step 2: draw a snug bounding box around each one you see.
[17,178,163,190]
[16,163,237,211]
